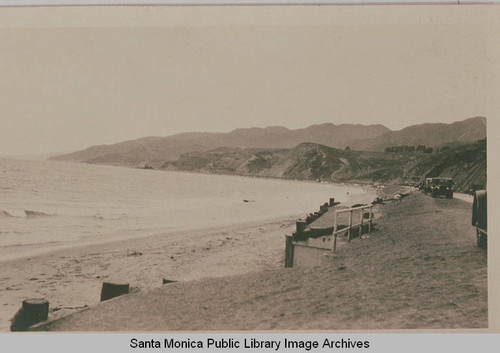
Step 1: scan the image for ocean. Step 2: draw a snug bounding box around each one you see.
[0,158,366,261]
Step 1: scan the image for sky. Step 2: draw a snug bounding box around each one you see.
[0,6,498,155]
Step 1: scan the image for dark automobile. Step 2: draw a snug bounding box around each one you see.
[472,190,487,248]
[423,177,453,198]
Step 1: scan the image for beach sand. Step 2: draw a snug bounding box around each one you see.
[0,215,297,331]
[32,192,487,331]
[2,190,376,331]
[1,190,377,331]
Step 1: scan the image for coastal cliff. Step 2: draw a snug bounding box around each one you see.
[162,139,486,193]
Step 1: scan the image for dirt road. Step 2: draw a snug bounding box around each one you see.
[34,193,487,331]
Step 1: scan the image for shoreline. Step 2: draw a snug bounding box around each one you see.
[0,213,302,265]
[1,189,377,331]
[1,159,377,264]
[0,157,374,263]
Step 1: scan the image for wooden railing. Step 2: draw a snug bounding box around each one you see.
[285,201,375,268]
[332,205,373,252]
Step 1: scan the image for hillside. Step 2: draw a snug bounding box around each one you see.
[350,117,486,152]
[49,117,486,168]
[49,123,390,167]
[162,140,486,193]
[48,117,486,191]
[162,144,401,181]
[403,139,486,192]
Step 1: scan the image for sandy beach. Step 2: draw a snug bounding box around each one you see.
[1,189,376,331]
[0,215,293,331]
[31,191,487,331]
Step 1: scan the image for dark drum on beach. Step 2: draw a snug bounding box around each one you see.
[10,298,49,331]
[100,282,130,302]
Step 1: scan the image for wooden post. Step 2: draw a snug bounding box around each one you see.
[296,221,307,233]
[329,198,335,207]
[100,282,130,302]
[285,235,294,268]
[368,206,373,233]
[10,298,49,331]
[348,209,353,243]
[359,208,364,237]
[332,211,338,252]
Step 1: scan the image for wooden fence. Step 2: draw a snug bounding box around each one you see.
[331,205,373,252]
[285,202,373,268]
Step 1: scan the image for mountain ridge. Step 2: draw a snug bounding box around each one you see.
[50,123,390,166]
[349,117,486,152]
[50,117,485,169]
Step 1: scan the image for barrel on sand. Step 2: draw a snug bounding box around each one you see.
[10,298,49,331]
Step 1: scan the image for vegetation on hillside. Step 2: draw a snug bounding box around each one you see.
[162,139,486,193]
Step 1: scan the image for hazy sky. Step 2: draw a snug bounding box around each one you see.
[0,6,498,155]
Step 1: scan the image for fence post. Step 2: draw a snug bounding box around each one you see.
[359,207,364,237]
[332,211,338,252]
[348,209,353,242]
[296,221,307,234]
[368,206,373,233]
[285,235,294,268]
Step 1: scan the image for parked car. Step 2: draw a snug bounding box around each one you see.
[472,190,487,248]
[423,177,453,198]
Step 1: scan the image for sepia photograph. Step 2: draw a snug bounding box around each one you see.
[0,3,497,336]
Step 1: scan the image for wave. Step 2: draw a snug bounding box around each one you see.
[0,230,22,235]
[24,210,54,218]
[0,210,14,217]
